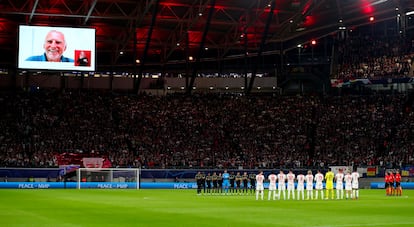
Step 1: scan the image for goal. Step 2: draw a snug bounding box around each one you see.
[76,168,140,189]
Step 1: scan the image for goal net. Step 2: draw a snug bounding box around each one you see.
[76,168,140,189]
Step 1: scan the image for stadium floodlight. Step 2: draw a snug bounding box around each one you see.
[406,11,414,16]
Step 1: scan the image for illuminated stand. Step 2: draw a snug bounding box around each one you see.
[76,168,140,189]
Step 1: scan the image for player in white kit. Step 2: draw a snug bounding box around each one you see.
[296,172,305,200]
[277,170,286,200]
[314,170,324,200]
[305,170,314,200]
[344,170,352,199]
[255,171,265,200]
[351,170,360,199]
[268,172,277,200]
[286,170,296,200]
[335,169,345,199]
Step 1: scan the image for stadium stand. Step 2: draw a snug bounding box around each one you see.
[334,35,414,79]
[1,90,413,169]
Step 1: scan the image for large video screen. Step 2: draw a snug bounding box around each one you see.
[18,25,95,71]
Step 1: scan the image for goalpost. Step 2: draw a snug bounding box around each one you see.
[76,168,140,189]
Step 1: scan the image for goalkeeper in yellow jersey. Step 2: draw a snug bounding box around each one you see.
[325,168,335,200]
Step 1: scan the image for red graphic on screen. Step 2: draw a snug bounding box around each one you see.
[74,50,91,66]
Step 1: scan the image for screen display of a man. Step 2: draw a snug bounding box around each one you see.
[26,30,74,62]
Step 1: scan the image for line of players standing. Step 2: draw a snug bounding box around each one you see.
[255,169,360,201]
[385,170,403,196]
[195,168,360,200]
[195,170,257,195]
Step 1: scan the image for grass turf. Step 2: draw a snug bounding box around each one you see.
[0,189,412,227]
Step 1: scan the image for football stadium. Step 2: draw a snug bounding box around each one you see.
[1,0,414,226]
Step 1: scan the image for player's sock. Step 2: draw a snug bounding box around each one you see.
[356,190,359,199]
[321,191,324,199]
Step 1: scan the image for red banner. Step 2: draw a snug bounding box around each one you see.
[82,157,104,168]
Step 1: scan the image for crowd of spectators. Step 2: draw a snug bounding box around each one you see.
[334,35,414,80]
[0,89,413,170]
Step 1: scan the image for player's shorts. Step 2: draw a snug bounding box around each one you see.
[385,182,389,188]
[223,181,230,188]
[306,183,313,190]
[352,183,359,189]
[278,183,286,190]
[297,184,304,191]
[345,183,352,191]
[396,182,401,187]
[287,183,295,190]
[315,182,323,190]
[326,183,333,190]
[256,184,264,191]
[268,183,276,191]
[336,183,343,190]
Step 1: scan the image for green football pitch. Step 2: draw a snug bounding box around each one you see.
[0,189,412,227]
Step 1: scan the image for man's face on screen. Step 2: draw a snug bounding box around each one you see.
[43,30,67,62]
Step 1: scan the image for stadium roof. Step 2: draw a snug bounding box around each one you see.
[1,0,414,72]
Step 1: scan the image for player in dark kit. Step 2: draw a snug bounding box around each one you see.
[195,171,203,195]
[217,173,223,194]
[201,172,206,194]
[212,172,218,195]
[242,172,249,195]
[235,172,243,195]
[229,172,236,194]
[205,173,212,194]
[249,172,256,194]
